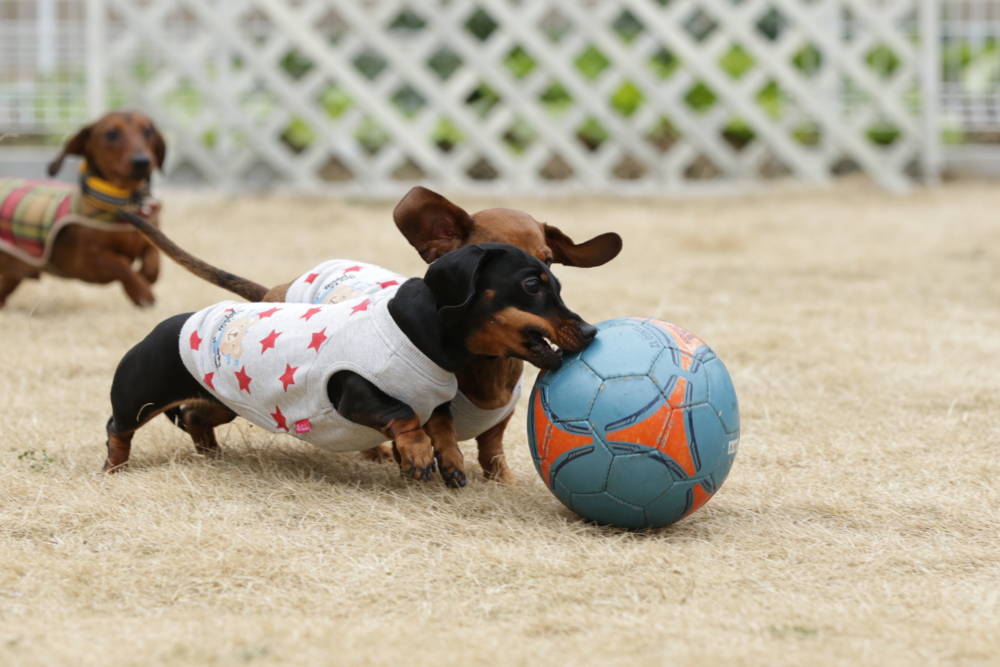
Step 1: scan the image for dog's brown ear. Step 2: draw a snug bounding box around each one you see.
[149,122,167,170]
[423,244,495,327]
[47,125,92,176]
[543,224,623,268]
[394,186,476,263]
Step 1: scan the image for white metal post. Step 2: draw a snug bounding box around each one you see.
[920,0,942,185]
[86,0,106,121]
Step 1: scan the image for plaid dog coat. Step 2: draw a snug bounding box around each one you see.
[0,177,156,268]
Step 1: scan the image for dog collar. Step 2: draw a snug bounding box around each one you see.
[78,160,151,212]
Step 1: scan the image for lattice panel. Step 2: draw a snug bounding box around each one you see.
[96,0,931,193]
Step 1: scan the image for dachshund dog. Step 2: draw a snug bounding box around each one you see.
[0,110,165,308]
[105,243,596,485]
[121,186,622,485]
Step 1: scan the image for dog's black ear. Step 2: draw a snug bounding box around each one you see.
[48,125,92,176]
[149,122,167,171]
[394,186,476,264]
[543,223,623,268]
[423,245,495,327]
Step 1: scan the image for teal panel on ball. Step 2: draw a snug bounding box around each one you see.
[588,376,663,438]
[686,403,732,478]
[649,350,710,407]
[580,320,667,379]
[548,432,613,494]
[705,357,740,434]
[572,492,647,529]
[643,480,698,528]
[544,358,604,423]
[605,449,677,507]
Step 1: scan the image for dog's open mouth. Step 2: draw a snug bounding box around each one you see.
[523,328,563,370]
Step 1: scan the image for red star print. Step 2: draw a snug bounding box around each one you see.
[271,406,288,431]
[300,307,322,321]
[189,331,203,350]
[343,265,362,272]
[258,307,281,319]
[304,273,320,284]
[350,298,370,315]
[377,280,398,289]
[279,364,298,391]
[235,366,253,394]
[203,372,215,390]
[259,330,281,354]
[307,328,328,352]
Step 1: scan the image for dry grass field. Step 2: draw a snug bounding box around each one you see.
[1,179,998,666]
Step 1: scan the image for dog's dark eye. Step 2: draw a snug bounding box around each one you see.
[105,129,121,142]
[522,278,541,295]
[142,126,154,140]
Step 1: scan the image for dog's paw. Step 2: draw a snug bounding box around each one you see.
[486,468,518,486]
[401,459,435,482]
[360,443,395,463]
[434,451,467,489]
[101,459,128,473]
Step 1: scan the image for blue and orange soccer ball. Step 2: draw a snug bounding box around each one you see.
[528,318,740,529]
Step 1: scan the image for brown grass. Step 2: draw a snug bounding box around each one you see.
[1,179,999,666]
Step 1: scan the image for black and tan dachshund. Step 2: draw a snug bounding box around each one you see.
[119,186,621,484]
[104,243,596,484]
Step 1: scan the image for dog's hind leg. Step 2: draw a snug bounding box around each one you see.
[104,417,133,473]
[105,312,226,471]
[182,403,237,457]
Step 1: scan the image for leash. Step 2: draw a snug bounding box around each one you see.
[78,160,151,212]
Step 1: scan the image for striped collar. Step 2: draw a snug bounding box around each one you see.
[78,160,152,212]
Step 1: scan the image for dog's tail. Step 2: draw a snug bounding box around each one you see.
[121,211,269,302]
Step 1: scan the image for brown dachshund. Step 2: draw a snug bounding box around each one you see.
[122,187,622,485]
[0,110,165,308]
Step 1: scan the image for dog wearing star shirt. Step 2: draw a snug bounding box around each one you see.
[119,187,621,485]
[103,243,596,484]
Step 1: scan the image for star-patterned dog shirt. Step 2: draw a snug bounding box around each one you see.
[285,259,405,306]
[285,259,523,442]
[179,289,458,452]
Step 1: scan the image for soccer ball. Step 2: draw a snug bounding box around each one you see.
[527,318,740,529]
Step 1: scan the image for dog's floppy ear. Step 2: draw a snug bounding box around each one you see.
[47,125,92,177]
[423,244,495,327]
[149,122,167,170]
[543,223,623,268]
[394,186,476,264]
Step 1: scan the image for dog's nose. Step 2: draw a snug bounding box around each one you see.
[131,154,151,176]
[579,322,597,342]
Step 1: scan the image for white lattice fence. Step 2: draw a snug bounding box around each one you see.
[89,0,934,193]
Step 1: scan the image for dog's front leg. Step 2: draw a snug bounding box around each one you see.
[138,244,160,285]
[424,404,466,488]
[475,412,516,485]
[96,252,155,306]
[387,419,436,482]
[328,371,436,481]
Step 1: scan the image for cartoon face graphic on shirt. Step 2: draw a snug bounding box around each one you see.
[323,282,375,305]
[216,315,260,364]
